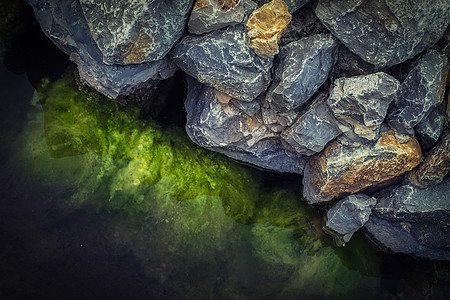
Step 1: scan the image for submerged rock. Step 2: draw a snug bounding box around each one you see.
[414,107,445,149]
[303,130,422,204]
[170,25,273,102]
[266,34,338,113]
[185,77,306,174]
[365,177,450,261]
[246,0,292,58]
[323,194,376,246]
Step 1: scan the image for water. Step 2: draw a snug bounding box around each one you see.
[0,9,449,300]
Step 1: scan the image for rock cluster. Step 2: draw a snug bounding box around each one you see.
[26,0,450,260]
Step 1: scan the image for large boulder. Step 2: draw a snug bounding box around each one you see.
[185,77,306,174]
[266,34,338,113]
[365,177,450,261]
[170,25,273,102]
[316,0,450,68]
[303,130,422,204]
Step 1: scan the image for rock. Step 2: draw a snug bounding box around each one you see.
[407,132,450,188]
[303,130,422,204]
[260,101,299,133]
[414,107,445,149]
[316,0,450,68]
[231,96,261,116]
[185,76,306,174]
[242,0,258,14]
[388,49,449,135]
[266,34,338,112]
[253,0,310,13]
[281,93,340,156]
[327,72,399,143]
[170,24,273,102]
[365,178,450,260]
[79,0,193,65]
[188,0,245,35]
[331,44,377,79]
[323,194,376,246]
[245,0,292,58]
[25,0,178,98]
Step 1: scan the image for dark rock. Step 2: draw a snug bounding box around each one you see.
[260,101,300,133]
[253,0,310,13]
[414,107,445,149]
[388,49,449,135]
[327,72,399,143]
[331,44,377,79]
[170,25,273,102]
[243,0,258,14]
[281,93,340,156]
[365,177,450,260]
[231,97,261,116]
[303,130,422,204]
[266,34,338,112]
[185,76,306,174]
[316,0,450,68]
[323,194,376,246]
[407,132,450,188]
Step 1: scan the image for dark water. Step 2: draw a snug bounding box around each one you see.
[1,5,449,300]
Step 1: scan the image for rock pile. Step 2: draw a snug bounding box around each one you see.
[26,0,450,260]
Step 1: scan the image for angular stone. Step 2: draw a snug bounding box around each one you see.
[414,107,445,149]
[388,49,449,135]
[316,0,450,68]
[246,0,291,58]
[323,194,376,246]
[231,96,261,116]
[253,0,310,13]
[365,178,450,260]
[188,0,245,35]
[185,77,306,174]
[79,0,193,65]
[281,93,340,156]
[266,34,338,112]
[303,130,422,204]
[170,25,273,102]
[327,73,399,143]
[407,132,450,188]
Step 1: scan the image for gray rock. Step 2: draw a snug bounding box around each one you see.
[243,0,258,15]
[414,107,445,149]
[188,0,245,35]
[281,93,340,156]
[327,72,399,143]
[316,0,450,68]
[260,101,300,133]
[231,97,261,116]
[253,0,310,13]
[323,194,376,246]
[266,34,338,113]
[365,178,450,260]
[185,76,306,174]
[170,25,273,102]
[388,49,449,135]
[79,0,193,65]
[25,0,178,98]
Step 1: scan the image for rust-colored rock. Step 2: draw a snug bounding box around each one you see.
[407,132,450,187]
[245,0,291,58]
[303,130,422,204]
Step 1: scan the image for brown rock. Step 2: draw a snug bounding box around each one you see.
[407,132,450,188]
[303,130,422,203]
[245,0,291,58]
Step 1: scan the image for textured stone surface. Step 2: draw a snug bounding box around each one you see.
[79,0,193,65]
[414,107,445,149]
[388,49,449,135]
[365,177,450,260]
[407,132,450,188]
[254,0,310,13]
[281,93,340,156]
[188,0,245,35]
[327,73,399,143]
[246,0,292,58]
[303,130,422,204]
[170,25,273,102]
[316,0,450,68]
[185,77,306,173]
[266,34,338,112]
[323,194,376,246]
[260,101,299,133]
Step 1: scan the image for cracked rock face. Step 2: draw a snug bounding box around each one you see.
[303,130,422,204]
[365,177,450,260]
[266,34,338,113]
[414,107,445,150]
[185,77,306,173]
[316,0,450,68]
[170,25,273,102]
